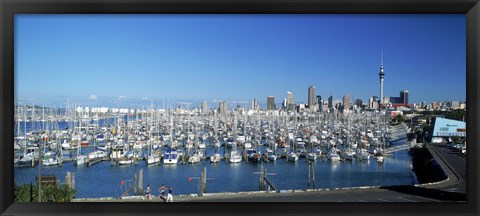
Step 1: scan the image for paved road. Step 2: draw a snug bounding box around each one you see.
[427,142,466,194]
[174,142,466,202]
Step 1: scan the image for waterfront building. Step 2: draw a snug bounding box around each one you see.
[308,85,315,112]
[219,101,227,115]
[429,117,466,143]
[287,91,295,111]
[343,95,350,110]
[328,96,333,109]
[379,50,385,105]
[267,96,275,111]
[316,95,322,113]
[201,101,208,115]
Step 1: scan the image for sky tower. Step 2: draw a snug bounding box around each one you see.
[379,50,385,105]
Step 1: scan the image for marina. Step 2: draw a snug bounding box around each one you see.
[14,105,416,198]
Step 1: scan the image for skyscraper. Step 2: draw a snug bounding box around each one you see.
[316,95,322,112]
[355,99,363,108]
[267,96,275,110]
[201,101,208,115]
[343,95,351,110]
[308,85,315,112]
[379,50,385,105]
[400,90,409,105]
[327,96,333,109]
[287,91,295,111]
[252,99,258,111]
[219,101,227,115]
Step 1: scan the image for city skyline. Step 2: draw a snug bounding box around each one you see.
[16,14,466,107]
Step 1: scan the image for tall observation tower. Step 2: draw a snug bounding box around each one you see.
[379,50,385,105]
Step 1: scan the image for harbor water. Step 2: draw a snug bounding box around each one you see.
[14,119,417,199]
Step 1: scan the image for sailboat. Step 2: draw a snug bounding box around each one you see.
[340,124,355,161]
[229,116,242,163]
[307,147,317,161]
[210,152,222,163]
[247,147,261,163]
[145,115,161,165]
[88,128,108,161]
[229,144,242,163]
[188,149,202,164]
[146,148,161,165]
[75,135,88,166]
[287,150,299,162]
[356,148,371,161]
[265,132,277,162]
[376,123,386,163]
[327,146,341,162]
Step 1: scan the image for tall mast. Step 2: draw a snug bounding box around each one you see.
[379,49,385,106]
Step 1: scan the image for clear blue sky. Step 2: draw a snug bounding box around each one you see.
[15,14,466,108]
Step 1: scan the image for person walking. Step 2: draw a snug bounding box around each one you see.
[145,185,152,199]
[166,186,173,202]
[158,184,166,202]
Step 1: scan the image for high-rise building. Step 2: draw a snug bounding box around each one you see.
[282,98,287,110]
[252,99,258,111]
[369,97,379,109]
[287,91,295,111]
[219,101,227,115]
[390,90,409,105]
[379,50,385,105]
[308,85,315,111]
[451,101,460,109]
[316,95,322,112]
[355,99,363,108]
[343,95,351,110]
[201,101,208,115]
[267,96,275,111]
[400,90,409,105]
[328,96,333,109]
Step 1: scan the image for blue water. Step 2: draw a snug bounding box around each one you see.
[14,147,416,198]
[14,120,417,198]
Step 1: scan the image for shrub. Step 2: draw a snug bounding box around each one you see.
[14,181,76,202]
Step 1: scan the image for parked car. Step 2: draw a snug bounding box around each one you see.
[453,143,465,152]
[461,147,466,154]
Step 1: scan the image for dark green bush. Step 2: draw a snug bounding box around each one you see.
[14,181,76,202]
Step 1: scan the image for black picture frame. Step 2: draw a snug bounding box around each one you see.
[1,0,478,215]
